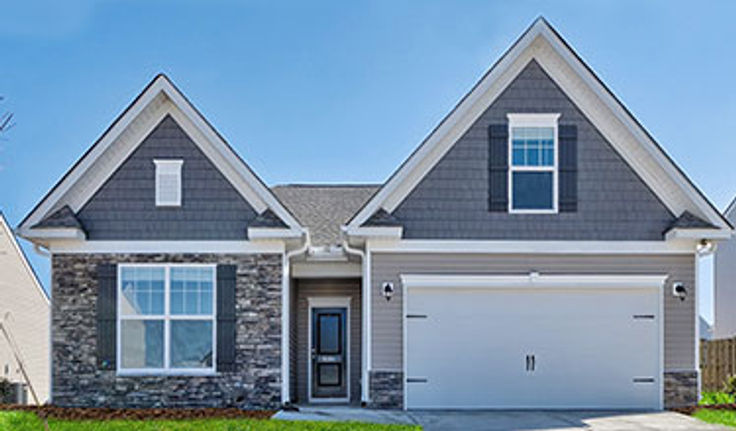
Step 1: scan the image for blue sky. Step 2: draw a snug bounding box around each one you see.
[1,1,735,322]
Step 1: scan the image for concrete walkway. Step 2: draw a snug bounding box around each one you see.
[274,406,729,430]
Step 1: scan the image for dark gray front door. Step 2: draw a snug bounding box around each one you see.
[311,307,347,399]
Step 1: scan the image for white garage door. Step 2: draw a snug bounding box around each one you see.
[405,276,662,410]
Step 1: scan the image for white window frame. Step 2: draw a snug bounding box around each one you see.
[154,159,184,207]
[507,113,560,214]
[116,263,217,376]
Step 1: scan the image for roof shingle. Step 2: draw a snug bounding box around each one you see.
[271,184,379,246]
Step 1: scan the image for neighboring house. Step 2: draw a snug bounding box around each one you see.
[0,212,49,403]
[714,198,736,339]
[16,18,733,411]
[700,316,713,341]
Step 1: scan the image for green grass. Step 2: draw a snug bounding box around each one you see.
[700,391,736,405]
[0,411,421,431]
[694,409,736,427]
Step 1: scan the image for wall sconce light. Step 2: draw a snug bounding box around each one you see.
[673,282,687,302]
[382,282,395,301]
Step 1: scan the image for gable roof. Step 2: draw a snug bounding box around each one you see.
[345,17,732,235]
[272,184,379,246]
[18,74,303,240]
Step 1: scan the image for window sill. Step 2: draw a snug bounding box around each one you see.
[509,209,559,214]
[116,369,218,377]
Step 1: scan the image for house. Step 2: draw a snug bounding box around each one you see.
[0,212,49,403]
[17,18,733,411]
[714,198,736,339]
[700,316,713,341]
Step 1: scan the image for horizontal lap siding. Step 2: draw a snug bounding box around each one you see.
[370,253,695,372]
[294,279,362,403]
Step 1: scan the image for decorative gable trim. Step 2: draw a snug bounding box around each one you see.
[345,17,731,236]
[18,74,303,241]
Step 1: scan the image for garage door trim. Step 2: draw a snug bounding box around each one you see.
[401,273,666,410]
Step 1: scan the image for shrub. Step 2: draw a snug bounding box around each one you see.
[0,378,13,404]
[725,375,736,397]
[700,391,735,405]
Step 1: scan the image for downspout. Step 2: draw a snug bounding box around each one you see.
[695,239,717,403]
[341,228,370,405]
[281,229,310,406]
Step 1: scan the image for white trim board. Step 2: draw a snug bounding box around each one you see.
[46,240,285,254]
[400,273,669,290]
[366,239,699,255]
[346,18,730,233]
[18,74,303,240]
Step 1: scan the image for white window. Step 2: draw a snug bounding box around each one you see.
[154,160,183,207]
[117,264,216,375]
[507,113,560,213]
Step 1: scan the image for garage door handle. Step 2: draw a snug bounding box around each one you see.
[531,355,535,371]
[526,354,536,372]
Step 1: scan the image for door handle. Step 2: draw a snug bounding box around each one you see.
[525,355,530,371]
[531,354,536,371]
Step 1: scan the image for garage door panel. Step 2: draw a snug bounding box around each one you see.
[406,287,660,409]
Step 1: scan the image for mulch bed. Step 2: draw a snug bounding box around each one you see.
[0,404,274,421]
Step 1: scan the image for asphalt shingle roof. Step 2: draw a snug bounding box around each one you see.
[32,205,85,230]
[668,211,717,230]
[271,184,379,246]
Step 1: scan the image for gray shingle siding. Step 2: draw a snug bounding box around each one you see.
[76,115,259,240]
[391,60,675,240]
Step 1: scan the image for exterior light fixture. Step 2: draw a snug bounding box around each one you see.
[673,282,687,302]
[382,282,395,301]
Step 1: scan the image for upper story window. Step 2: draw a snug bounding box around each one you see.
[507,113,560,213]
[154,159,183,207]
[118,264,215,375]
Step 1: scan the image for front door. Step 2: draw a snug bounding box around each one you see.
[311,307,348,400]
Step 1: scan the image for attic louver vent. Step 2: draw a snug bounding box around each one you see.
[154,159,183,207]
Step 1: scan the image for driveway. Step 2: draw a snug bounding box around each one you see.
[275,406,729,430]
[410,410,728,430]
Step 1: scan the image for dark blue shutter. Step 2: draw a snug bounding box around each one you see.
[216,264,237,372]
[558,124,578,212]
[488,124,509,212]
[96,264,117,370]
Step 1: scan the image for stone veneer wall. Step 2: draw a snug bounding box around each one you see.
[664,371,698,408]
[51,253,282,409]
[368,371,403,409]
[368,370,696,409]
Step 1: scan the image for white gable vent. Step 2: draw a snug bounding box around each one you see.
[154,159,183,207]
